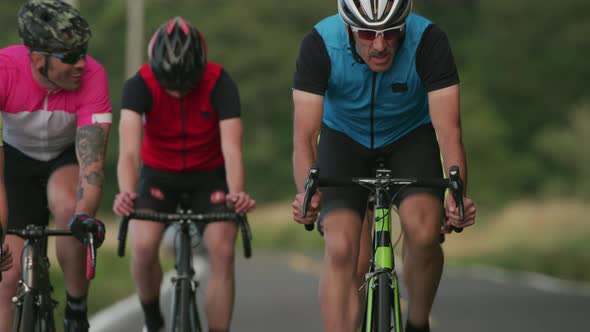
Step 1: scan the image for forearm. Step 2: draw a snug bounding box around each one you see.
[428,85,468,193]
[438,130,468,194]
[75,124,110,216]
[292,89,324,193]
[223,147,245,193]
[293,136,318,193]
[117,155,141,193]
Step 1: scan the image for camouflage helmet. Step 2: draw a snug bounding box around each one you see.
[17,0,91,52]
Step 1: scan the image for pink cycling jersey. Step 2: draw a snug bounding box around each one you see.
[0,45,112,161]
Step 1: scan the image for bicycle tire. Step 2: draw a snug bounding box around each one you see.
[12,301,23,332]
[170,281,181,332]
[376,273,392,332]
[38,296,56,332]
[172,227,197,332]
[178,278,192,332]
[189,288,202,332]
[16,292,38,332]
[391,274,403,332]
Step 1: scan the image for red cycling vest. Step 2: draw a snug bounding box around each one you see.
[139,62,224,172]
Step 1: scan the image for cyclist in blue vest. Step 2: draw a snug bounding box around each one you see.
[291,1,477,331]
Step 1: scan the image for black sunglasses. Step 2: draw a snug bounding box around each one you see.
[35,49,87,65]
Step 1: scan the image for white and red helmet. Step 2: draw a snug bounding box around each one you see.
[338,0,413,29]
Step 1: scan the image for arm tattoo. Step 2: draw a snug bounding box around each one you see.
[76,125,107,203]
[85,171,104,187]
[77,187,84,201]
[76,125,106,167]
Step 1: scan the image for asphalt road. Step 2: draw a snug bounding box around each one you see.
[90,252,590,332]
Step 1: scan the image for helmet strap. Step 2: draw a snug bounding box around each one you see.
[346,26,365,64]
[39,55,61,90]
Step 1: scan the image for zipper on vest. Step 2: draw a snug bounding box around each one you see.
[181,97,187,171]
[370,72,376,150]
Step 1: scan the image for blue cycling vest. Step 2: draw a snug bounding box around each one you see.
[315,13,432,149]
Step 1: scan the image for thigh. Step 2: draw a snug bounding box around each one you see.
[382,124,444,206]
[134,166,180,213]
[46,145,80,227]
[47,164,78,228]
[398,194,443,244]
[4,144,49,229]
[317,124,373,220]
[188,167,230,214]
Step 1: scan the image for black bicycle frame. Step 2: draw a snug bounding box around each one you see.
[118,205,252,332]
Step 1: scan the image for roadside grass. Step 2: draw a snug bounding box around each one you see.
[442,199,590,282]
[450,233,590,281]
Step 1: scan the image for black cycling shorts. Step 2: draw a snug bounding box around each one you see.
[317,123,444,220]
[135,165,230,214]
[5,144,78,229]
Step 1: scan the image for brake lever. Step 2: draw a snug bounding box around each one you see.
[301,167,319,231]
[86,233,96,280]
[448,166,465,233]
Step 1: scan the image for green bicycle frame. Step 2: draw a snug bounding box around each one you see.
[363,172,403,332]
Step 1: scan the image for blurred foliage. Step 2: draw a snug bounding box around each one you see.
[1,0,588,209]
[454,232,590,282]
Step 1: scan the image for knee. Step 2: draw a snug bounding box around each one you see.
[0,266,21,300]
[50,201,76,226]
[132,241,160,268]
[208,239,235,268]
[404,223,440,252]
[325,234,357,269]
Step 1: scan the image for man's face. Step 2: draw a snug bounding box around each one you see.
[34,49,87,90]
[351,26,403,72]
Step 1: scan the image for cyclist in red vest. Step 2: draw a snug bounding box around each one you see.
[113,17,256,332]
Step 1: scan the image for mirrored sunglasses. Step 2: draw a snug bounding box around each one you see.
[351,26,404,41]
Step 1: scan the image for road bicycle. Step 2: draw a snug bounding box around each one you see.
[117,194,253,332]
[0,224,98,332]
[301,159,465,332]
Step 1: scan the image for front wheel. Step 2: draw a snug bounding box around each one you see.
[14,292,38,332]
[376,273,392,332]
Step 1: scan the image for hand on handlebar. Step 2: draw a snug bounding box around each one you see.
[113,191,138,217]
[69,213,106,248]
[226,192,256,213]
[293,191,321,225]
[443,195,476,232]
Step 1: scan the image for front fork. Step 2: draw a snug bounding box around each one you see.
[12,240,57,331]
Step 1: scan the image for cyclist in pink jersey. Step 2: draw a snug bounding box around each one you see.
[0,1,110,331]
[0,117,11,274]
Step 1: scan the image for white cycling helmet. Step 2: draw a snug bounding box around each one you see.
[338,0,413,29]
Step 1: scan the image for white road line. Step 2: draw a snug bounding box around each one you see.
[446,265,590,296]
